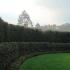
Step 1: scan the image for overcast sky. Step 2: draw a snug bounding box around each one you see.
[0,0,70,26]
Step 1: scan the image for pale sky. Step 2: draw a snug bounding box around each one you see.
[0,0,70,26]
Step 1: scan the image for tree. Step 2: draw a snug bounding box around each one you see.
[18,10,33,28]
[0,18,8,42]
[35,23,40,29]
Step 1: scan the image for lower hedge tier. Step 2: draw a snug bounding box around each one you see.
[0,42,70,70]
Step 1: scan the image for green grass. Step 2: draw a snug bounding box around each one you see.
[19,53,70,70]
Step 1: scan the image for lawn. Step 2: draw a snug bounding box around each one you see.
[19,53,70,70]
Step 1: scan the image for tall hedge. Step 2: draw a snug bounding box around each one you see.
[0,18,70,42]
[0,42,70,70]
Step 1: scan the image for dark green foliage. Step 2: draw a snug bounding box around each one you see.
[0,42,70,70]
[0,18,70,42]
[0,43,19,70]
[1,18,70,70]
[0,18,8,42]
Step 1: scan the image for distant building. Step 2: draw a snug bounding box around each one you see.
[18,10,33,28]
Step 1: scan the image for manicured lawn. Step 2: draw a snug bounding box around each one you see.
[19,53,70,70]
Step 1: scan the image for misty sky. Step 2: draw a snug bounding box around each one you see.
[0,0,70,26]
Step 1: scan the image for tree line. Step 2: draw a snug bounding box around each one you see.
[0,18,70,43]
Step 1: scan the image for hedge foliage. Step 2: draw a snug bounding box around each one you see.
[0,42,70,70]
[0,18,70,43]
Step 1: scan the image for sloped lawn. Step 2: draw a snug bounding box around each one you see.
[19,53,70,70]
